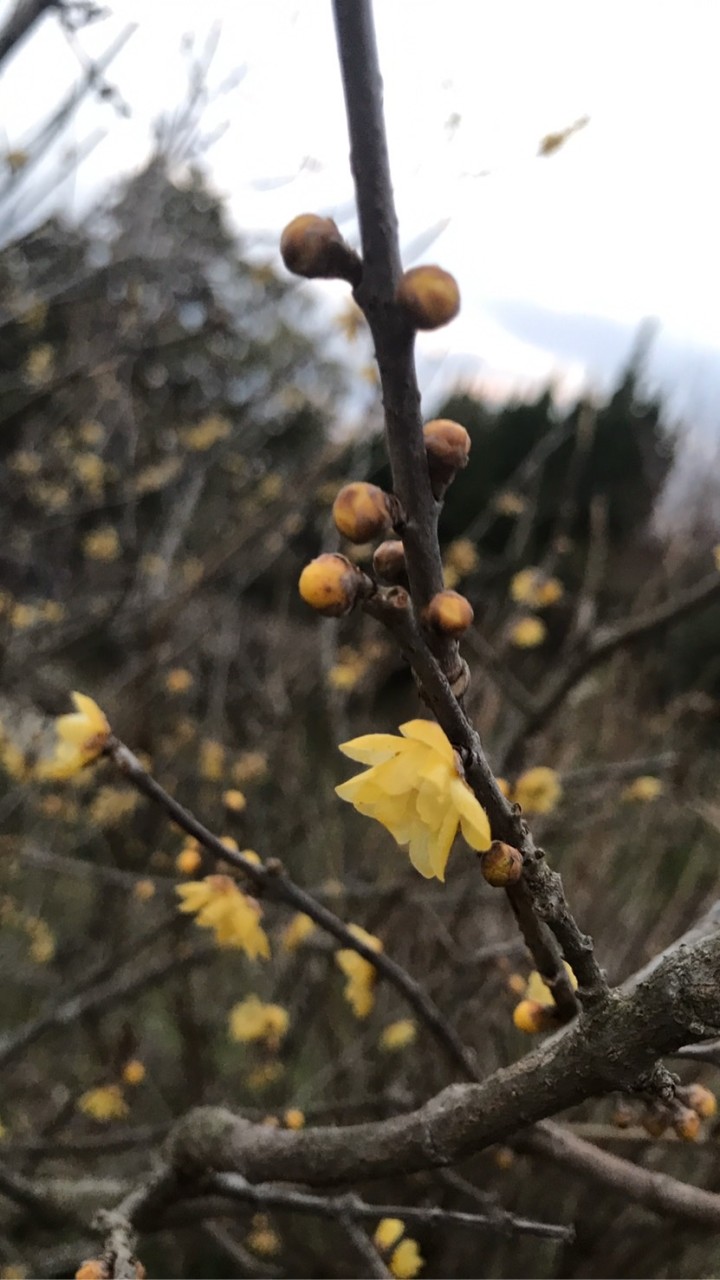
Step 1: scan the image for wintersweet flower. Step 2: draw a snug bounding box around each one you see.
[374,1220,424,1279]
[513,962,577,1033]
[38,692,110,779]
[622,775,663,803]
[78,1084,128,1122]
[512,766,562,815]
[176,876,270,959]
[336,924,383,1018]
[509,616,547,648]
[228,995,289,1049]
[335,720,491,881]
[380,1019,417,1051]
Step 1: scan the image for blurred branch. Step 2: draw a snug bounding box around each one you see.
[0,0,56,69]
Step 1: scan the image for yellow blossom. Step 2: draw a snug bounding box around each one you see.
[233,751,269,784]
[442,563,460,590]
[180,414,231,451]
[176,846,202,876]
[375,1219,405,1251]
[444,537,479,577]
[122,1059,145,1086]
[199,738,224,780]
[380,1019,417,1051]
[281,912,316,951]
[495,490,526,516]
[223,788,247,812]
[10,603,37,629]
[90,787,139,826]
[390,1239,424,1279]
[283,1108,305,1129]
[247,1214,281,1256]
[336,924,383,1018]
[74,453,105,494]
[134,879,156,902]
[509,616,547,648]
[512,767,562,815]
[37,692,110,780]
[24,343,54,385]
[165,668,193,694]
[83,527,120,562]
[246,1061,285,1090]
[177,876,270,959]
[26,917,55,964]
[335,720,491,881]
[622,775,663,802]
[511,568,563,608]
[229,995,289,1049]
[78,1084,128,1122]
[78,420,104,446]
[513,962,577,1033]
[328,647,368,690]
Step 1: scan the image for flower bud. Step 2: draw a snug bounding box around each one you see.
[298,554,364,617]
[373,539,407,584]
[397,265,460,330]
[280,214,361,283]
[332,482,390,543]
[640,1108,670,1138]
[423,419,471,497]
[423,589,474,637]
[512,999,557,1035]
[673,1106,701,1142]
[480,840,523,887]
[685,1083,718,1119]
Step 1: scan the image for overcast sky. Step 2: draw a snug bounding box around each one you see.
[2,0,720,433]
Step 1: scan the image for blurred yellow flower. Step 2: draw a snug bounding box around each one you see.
[176,845,202,876]
[495,490,526,516]
[328,647,369,691]
[375,1219,405,1251]
[229,995,289,1049]
[336,924,383,1018]
[90,787,139,826]
[281,912,316,951]
[336,720,491,881]
[246,1061,284,1090]
[83,527,120,562]
[134,879,156,902]
[233,751,269,784]
[165,668,193,694]
[511,767,562,815]
[509,616,547,648]
[444,537,479,577]
[247,1214,281,1257]
[24,343,54,385]
[180,414,231,451]
[122,1059,145,1086]
[284,1108,305,1129]
[510,568,563,609]
[26,917,55,964]
[622,775,663,803]
[38,692,110,780]
[380,1019,417,1051]
[177,876,270,959]
[223,789,247,812]
[200,739,224,780]
[513,962,577,1033]
[78,1084,128,1122]
[374,1221,424,1279]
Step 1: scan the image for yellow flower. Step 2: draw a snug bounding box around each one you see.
[228,995,289,1049]
[90,787,139,826]
[223,789,247,812]
[180,414,231,451]
[176,846,202,876]
[232,751,269,784]
[281,912,316,951]
[247,1214,281,1257]
[336,924,383,1018]
[24,343,54,385]
[444,537,479,577]
[495,490,526,516]
[513,962,577,1033]
[622,775,663,802]
[509,616,547,648]
[199,738,224,781]
[26,917,55,964]
[373,1221,424,1279]
[82,527,120,561]
[78,1084,128,1122]
[165,668,193,694]
[510,567,563,608]
[335,720,491,881]
[246,1061,284,1090]
[122,1059,145,1086]
[38,692,110,779]
[390,1238,424,1279]
[380,1019,417,1051]
[177,876,270,959]
[511,767,562,815]
[283,1108,305,1129]
[134,879,156,902]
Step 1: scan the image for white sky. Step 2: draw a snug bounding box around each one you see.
[2,0,720,414]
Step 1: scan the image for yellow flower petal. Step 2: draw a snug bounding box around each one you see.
[399,719,454,763]
[338,734,403,765]
[450,778,492,850]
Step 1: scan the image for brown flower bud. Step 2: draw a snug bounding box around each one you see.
[673,1106,702,1142]
[423,418,471,496]
[512,999,558,1035]
[332,482,390,543]
[397,265,460,330]
[280,214,361,283]
[480,840,523,887]
[423,589,474,637]
[298,553,364,617]
[373,539,407,584]
[685,1083,718,1119]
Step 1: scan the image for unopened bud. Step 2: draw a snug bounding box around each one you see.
[75,1263,110,1280]
[280,214,361,284]
[480,840,523,887]
[640,1108,670,1138]
[298,553,364,617]
[423,589,474,637]
[397,265,460,330]
[373,539,407,584]
[423,418,471,497]
[332,482,390,543]
[512,999,557,1035]
[685,1083,718,1119]
[673,1106,702,1142]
